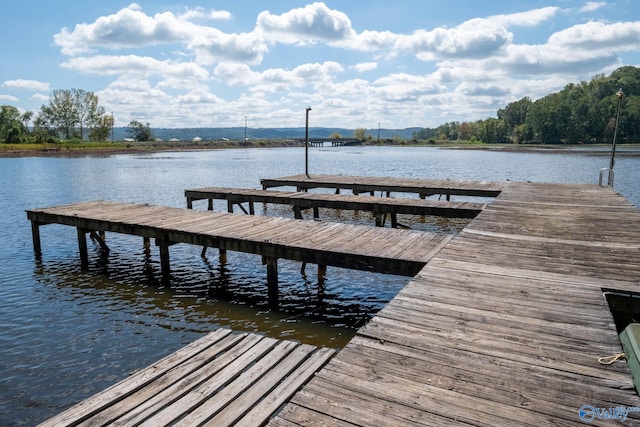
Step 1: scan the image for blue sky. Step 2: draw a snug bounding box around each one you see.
[1,1,639,129]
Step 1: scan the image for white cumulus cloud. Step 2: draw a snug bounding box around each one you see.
[2,79,50,92]
[257,2,355,44]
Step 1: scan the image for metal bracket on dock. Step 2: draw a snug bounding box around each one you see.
[599,167,614,188]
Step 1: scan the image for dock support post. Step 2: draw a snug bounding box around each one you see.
[266,257,278,307]
[391,213,398,228]
[293,205,303,219]
[158,239,171,285]
[227,200,234,213]
[219,248,227,265]
[77,228,89,269]
[318,264,326,287]
[90,231,110,253]
[207,198,213,211]
[186,198,193,209]
[313,207,319,220]
[30,221,42,257]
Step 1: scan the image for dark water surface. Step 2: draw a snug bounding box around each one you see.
[1,146,639,425]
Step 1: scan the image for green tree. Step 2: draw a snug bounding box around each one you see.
[0,105,30,144]
[73,89,104,139]
[90,114,114,142]
[36,88,109,140]
[354,128,367,141]
[127,120,154,141]
[328,132,342,139]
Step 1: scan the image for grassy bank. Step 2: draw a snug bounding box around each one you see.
[0,139,631,157]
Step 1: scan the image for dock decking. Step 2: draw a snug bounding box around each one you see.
[260,174,506,199]
[32,178,640,426]
[38,328,335,426]
[184,186,486,226]
[270,182,640,426]
[26,201,451,305]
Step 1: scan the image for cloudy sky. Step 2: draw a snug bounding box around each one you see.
[1,1,639,129]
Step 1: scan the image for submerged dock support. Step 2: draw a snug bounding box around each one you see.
[157,239,171,285]
[265,256,278,307]
[30,221,42,258]
[77,228,89,269]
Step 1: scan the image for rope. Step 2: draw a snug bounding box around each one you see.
[598,352,626,365]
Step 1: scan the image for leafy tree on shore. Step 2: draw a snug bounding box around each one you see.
[0,105,31,144]
[412,66,640,144]
[127,120,154,141]
[354,128,367,141]
[35,88,110,141]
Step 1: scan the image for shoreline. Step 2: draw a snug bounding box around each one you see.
[0,140,637,158]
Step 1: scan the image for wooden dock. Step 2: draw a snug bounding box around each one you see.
[26,201,451,305]
[38,328,335,426]
[33,178,640,426]
[260,174,506,199]
[184,186,486,226]
[270,182,640,426]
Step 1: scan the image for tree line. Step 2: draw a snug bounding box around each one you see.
[0,88,153,144]
[2,66,639,145]
[413,66,640,144]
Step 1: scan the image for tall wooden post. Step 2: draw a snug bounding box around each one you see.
[77,228,89,269]
[158,239,171,285]
[318,264,327,288]
[30,221,42,258]
[266,257,278,307]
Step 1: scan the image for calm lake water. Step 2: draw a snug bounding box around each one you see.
[1,145,639,425]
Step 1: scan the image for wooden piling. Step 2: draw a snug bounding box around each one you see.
[30,221,41,257]
[77,228,89,269]
[265,257,278,307]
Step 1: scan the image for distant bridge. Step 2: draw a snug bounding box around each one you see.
[297,138,362,147]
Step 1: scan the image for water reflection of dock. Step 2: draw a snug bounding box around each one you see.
[31,177,640,425]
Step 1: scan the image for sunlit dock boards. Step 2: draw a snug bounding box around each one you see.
[32,179,640,426]
[270,182,640,426]
[38,328,335,426]
[26,201,452,304]
[184,186,486,225]
[260,174,506,199]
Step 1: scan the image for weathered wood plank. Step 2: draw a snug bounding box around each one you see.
[37,328,234,427]
[185,186,487,221]
[270,181,640,427]
[27,201,450,280]
[260,174,506,197]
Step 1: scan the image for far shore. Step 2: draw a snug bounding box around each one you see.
[0,140,637,158]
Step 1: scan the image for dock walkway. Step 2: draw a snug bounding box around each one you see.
[260,174,506,199]
[270,182,640,426]
[184,186,486,226]
[33,178,640,426]
[27,201,451,304]
[38,328,335,426]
